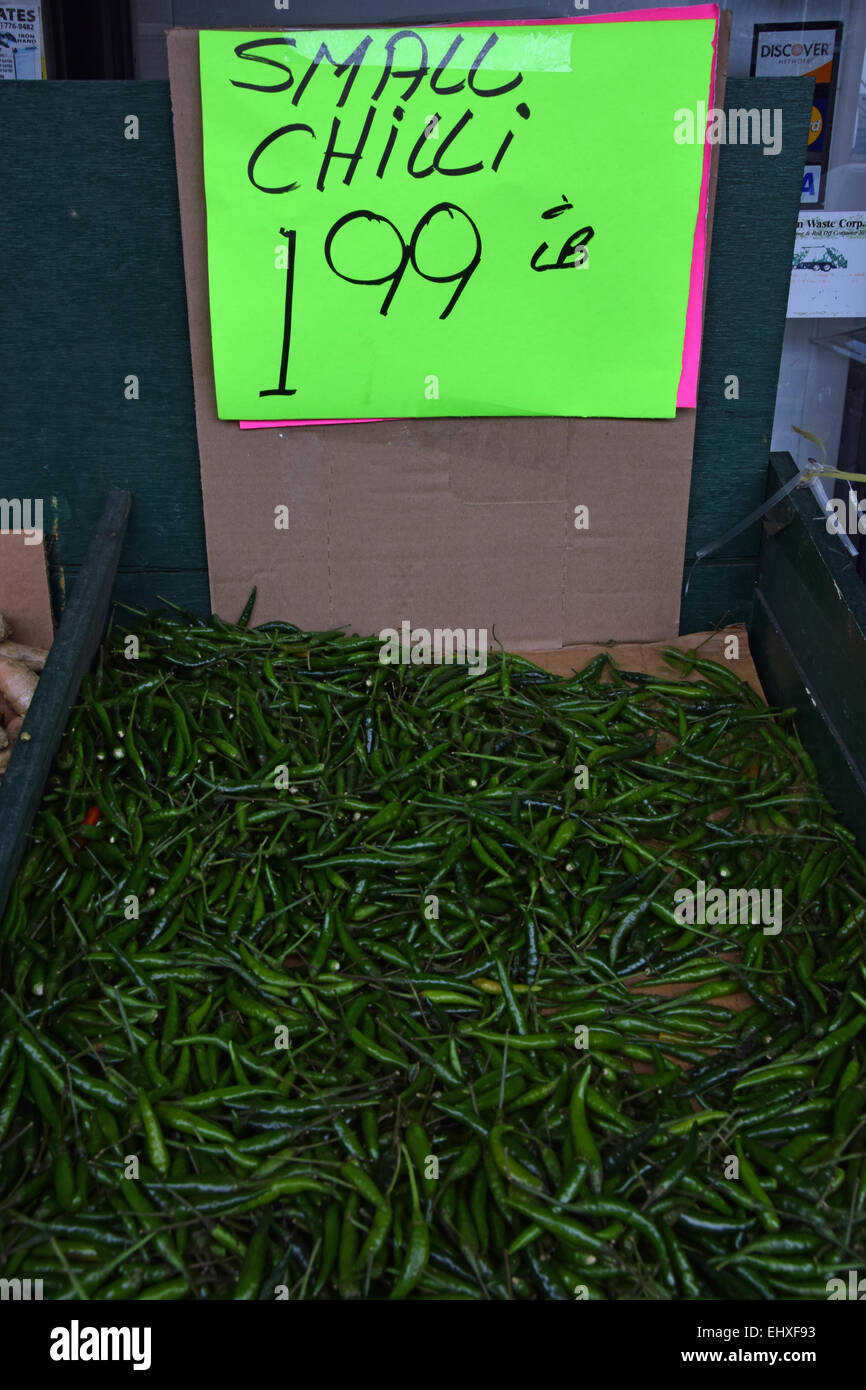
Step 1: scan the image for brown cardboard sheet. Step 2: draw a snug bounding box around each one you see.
[167,18,729,648]
[0,532,53,650]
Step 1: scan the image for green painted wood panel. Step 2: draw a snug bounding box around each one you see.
[0,81,207,613]
[56,568,212,625]
[679,557,759,629]
[681,76,814,633]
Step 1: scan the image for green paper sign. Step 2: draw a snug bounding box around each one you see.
[199,21,715,420]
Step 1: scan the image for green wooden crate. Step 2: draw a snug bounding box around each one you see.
[749,453,866,852]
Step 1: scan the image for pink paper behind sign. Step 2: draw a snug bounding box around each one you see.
[240,5,719,430]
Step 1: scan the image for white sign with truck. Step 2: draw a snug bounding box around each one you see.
[788,213,866,317]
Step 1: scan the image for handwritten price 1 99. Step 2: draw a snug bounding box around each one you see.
[261,201,481,400]
[261,198,592,399]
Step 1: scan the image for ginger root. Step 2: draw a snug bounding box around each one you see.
[0,655,38,716]
[0,615,45,782]
[0,640,48,672]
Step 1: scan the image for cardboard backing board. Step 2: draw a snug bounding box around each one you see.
[0,532,53,650]
[168,19,728,649]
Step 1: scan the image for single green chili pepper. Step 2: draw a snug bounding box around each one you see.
[234,1219,269,1299]
[390,1153,430,1299]
[569,1068,603,1194]
[0,1056,26,1141]
[136,1089,169,1177]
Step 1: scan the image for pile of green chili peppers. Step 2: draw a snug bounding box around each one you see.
[1,605,865,1300]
